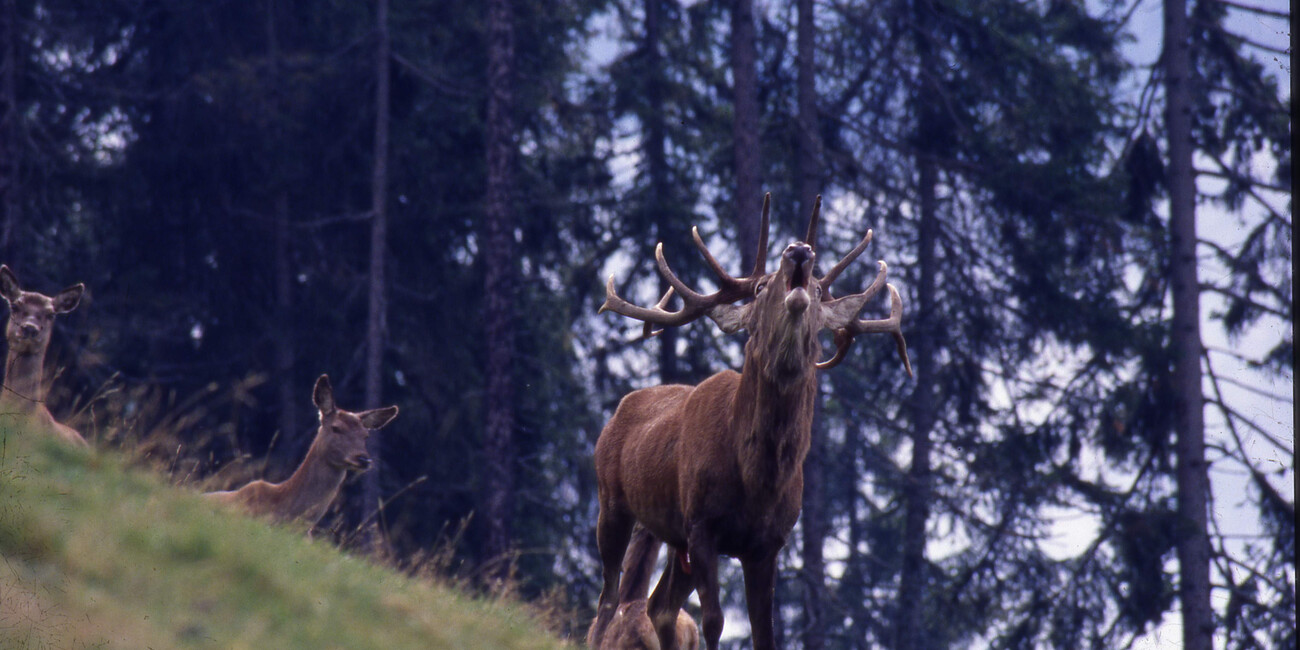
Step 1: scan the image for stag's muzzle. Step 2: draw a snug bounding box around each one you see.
[782,243,815,313]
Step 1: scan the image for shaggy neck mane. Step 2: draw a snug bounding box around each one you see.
[734,329,818,500]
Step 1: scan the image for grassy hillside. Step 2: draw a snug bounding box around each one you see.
[0,425,572,650]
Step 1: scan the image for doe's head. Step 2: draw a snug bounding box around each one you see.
[1,265,84,355]
[310,374,399,472]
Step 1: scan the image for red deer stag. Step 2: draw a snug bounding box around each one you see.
[205,374,398,530]
[588,524,700,650]
[593,194,911,650]
[0,265,88,447]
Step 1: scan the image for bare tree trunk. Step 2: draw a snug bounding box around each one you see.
[483,0,517,575]
[730,0,761,273]
[796,1,826,647]
[1,0,20,265]
[273,191,298,474]
[265,2,298,480]
[898,141,937,650]
[358,0,392,552]
[897,1,939,646]
[795,0,822,223]
[645,0,679,384]
[1163,0,1213,647]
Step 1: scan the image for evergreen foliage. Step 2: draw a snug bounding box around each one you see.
[0,0,1289,646]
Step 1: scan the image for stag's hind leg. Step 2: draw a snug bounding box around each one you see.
[647,548,696,649]
[592,506,635,648]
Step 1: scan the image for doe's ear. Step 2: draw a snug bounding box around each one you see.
[53,284,85,314]
[312,374,335,414]
[0,265,21,304]
[358,405,398,430]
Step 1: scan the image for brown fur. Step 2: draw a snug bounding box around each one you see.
[594,197,908,650]
[0,265,87,447]
[205,374,397,530]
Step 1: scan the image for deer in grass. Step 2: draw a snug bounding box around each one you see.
[587,523,700,650]
[592,194,911,650]
[0,265,88,447]
[205,374,398,530]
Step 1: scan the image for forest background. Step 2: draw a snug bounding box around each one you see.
[0,0,1291,648]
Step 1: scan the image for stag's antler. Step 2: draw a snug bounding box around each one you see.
[816,259,912,375]
[600,193,773,333]
[802,195,911,374]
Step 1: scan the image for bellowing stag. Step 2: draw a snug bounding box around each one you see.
[592,194,910,650]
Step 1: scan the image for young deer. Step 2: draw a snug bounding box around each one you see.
[205,374,398,530]
[587,524,699,650]
[0,265,88,447]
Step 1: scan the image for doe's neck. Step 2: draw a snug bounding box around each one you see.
[275,434,349,518]
[3,346,47,404]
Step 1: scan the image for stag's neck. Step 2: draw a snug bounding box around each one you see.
[273,437,348,521]
[734,362,817,497]
[2,347,46,407]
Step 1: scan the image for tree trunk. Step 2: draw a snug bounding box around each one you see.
[898,1,939,647]
[1,0,20,265]
[358,0,392,552]
[795,0,822,225]
[796,1,826,647]
[730,0,761,273]
[483,0,517,575]
[273,191,298,476]
[265,3,298,480]
[645,0,679,384]
[1163,0,1213,647]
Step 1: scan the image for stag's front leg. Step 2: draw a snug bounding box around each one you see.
[687,526,724,650]
[592,507,635,647]
[741,551,780,650]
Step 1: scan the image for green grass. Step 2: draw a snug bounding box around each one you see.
[0,425,572,650]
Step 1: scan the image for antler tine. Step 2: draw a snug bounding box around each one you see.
[691,227,745,289]
[641,287,676,339]
[656,242,717,305]
[819,228,874,295]
[599,274,708,329]
[805,194,821,250]
[600,232,759,332]
[752,192,771,277]
[816,284,912,376]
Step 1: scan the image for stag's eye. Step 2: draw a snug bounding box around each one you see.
[755,281,767,295]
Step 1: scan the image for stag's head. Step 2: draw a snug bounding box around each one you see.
[310,374,399,472]
[600,194,912,379]
[1,265,84,355]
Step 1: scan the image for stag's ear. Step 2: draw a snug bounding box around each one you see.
[707,303,751,334]
[819,293,872,331]
[312,375,335,414]
[0,266,20,304]
[358,405,398,430]
[52,284,84,313]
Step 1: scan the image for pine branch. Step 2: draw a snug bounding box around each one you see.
[1200,284,1291,320]
[1204,351,1295,457]
[1209,0,1290,20]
